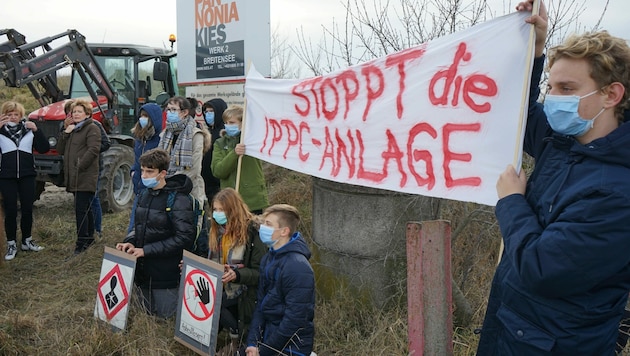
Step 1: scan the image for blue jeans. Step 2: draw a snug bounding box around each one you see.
[126,193,139,234]
[137,286,178,318]
[91,176,102,233]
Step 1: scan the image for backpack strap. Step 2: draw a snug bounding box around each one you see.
[165,190,177,216]
[166,191,205,254]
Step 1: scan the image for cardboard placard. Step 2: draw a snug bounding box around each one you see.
[175,250,224,355]
[94,246,137,332]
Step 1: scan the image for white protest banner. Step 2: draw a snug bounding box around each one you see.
[244,12,534,206]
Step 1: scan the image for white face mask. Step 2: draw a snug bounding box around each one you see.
[6,121,18,127]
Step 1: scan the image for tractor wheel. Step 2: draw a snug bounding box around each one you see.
[99,144,134,213]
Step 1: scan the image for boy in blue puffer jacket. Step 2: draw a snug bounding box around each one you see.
[245,204,315,356]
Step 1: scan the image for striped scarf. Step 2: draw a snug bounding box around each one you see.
[3,122,27,146]
[159,116,195,174]
[220,232,247,299]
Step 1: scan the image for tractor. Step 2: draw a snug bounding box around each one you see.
[0,28,178,212]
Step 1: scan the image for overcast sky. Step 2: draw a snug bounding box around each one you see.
[1,0,627,57]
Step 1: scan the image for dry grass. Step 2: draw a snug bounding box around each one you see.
[1,63,628,356]
[0,167,500,355]
[2,159,624,354]
[3,169,629,355]
[0,188,196,355]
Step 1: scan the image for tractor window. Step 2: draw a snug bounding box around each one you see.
[138,59,161,103]
[138,57,180,103]
[170,57,181,96]
[100,57,135,106]
[69,56,135,107]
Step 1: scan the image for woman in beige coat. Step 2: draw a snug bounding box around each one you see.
[56,99,101,255]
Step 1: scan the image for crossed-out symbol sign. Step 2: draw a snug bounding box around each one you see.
[97,264,129,320]
[183,269,216,321]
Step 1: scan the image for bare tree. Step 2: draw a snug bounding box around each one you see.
[293,0,490,75]
[270,26,302,79]
[292,0,610,77]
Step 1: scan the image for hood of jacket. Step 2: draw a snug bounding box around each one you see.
[203,98,227,139]
[567,119,630,169]
[159,173,193,195]
[537,120,630,213]
[140,102,164,133]
[203,98,227,125]
[270,232,311,259]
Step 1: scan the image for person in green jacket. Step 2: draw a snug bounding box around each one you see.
[211,105,268,214]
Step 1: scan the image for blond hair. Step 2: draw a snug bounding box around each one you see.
[70,99,93,116]
[263,204,300,235]
[1,101,25,117]
[222,105,243,123]
[548,31,630,120]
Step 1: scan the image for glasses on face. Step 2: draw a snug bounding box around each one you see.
[165,108,181,113]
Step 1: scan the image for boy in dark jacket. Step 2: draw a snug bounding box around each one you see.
[245,204,315,356]
[478,1,630,354]
[116,148,196,318]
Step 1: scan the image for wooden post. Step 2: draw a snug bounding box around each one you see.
[406,220,453,355]
[235,62,251,192]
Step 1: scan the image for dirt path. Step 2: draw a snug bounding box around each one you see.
[33,183,73,209]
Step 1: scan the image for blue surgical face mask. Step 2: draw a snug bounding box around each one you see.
[213,211,227,225]
[138,117,149,128]
[543,90,605,137]
[224,124,241,137]
[259,224,277,248]
[142,176,159,189]
[166,111,181,123]
[205,112,215,126]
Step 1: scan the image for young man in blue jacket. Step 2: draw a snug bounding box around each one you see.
[477,1,630,354]
[245,204,315,356]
